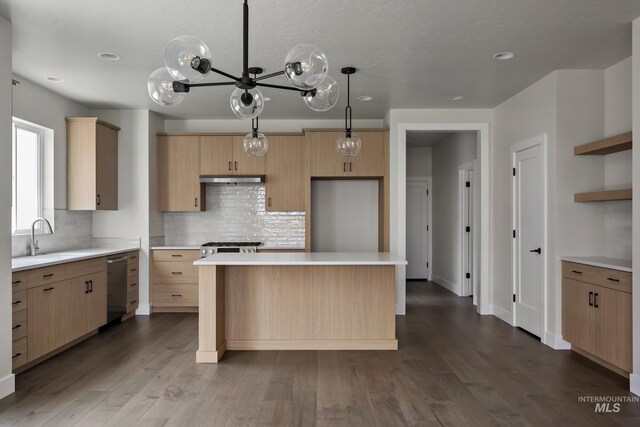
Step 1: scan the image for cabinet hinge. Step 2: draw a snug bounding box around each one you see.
[513,294,516,302]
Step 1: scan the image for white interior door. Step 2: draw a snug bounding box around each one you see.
[406,180,430,280]
[513,143,544,337]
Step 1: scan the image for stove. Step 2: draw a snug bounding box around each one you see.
[200,241,263,257]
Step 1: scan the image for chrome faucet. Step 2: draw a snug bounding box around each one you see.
[29,218,54,256]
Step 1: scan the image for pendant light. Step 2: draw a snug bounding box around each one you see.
[243,116,268,157]
[336,67,362,157]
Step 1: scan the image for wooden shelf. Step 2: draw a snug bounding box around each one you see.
[574,132,632,155]
[574,189,632,202]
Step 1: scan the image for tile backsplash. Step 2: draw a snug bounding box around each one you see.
[164,184,305,248]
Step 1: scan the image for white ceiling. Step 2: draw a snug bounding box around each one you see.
[407,131,453,147]
[2,0,639,120]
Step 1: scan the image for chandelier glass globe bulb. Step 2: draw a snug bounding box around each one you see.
[243,131,269,157]
[147,67,186,107]
[303,75,339,112]
[230,88,265,120]
[336,132,362,157]
[164,35,212,82]
[284,44,328,90]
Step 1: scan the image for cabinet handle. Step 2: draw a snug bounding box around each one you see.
[12,324,21,330]
[85,281,89,294]
[12,353,22,359]
[588,291,593,307]
[594,293,599,308]
[12,300,21,305]
[171,294,183,297]
[171,254,183,258]
[195,198,198,208]
[606,277,620,282]
[97,194,101,206]
[234,161,238,171]
[130,268,137,273]
[43,287,54,292]
[229,161,232,171]
[349,162,353,172]
[571,270,582,275]
[343,162,346,172]
[131,300,137,304]
[130,283,137,287]
[12,280,22,285]
[268,197,272,207]
[171,272,183,275]
[43,273,55,278]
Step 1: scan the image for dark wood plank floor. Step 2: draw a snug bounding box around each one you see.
[1,281,639,426]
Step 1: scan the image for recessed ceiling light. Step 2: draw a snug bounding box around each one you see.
[98,52,121,61]
[493,51,515,60]
[45,76,64,83]
[357,95,373,102]
[263,96,272,101]
[449,95,464,101]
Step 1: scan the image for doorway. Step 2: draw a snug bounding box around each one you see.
[406,178,431,280]
[511,135,547,338]
[459,160,476,301]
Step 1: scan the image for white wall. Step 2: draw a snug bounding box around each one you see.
[406,147,432,177]
[0,14,15,399]
[311,181,379,252]
[431,132,477,289]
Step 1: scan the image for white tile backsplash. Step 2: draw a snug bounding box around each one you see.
[164,184,305,248]
[604,201,632,259]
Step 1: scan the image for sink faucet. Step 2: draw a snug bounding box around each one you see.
[29,218,54,256]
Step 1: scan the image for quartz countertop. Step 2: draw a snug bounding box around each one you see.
[12,246,140,272]
[151,245,200,250]
[561,256,631,272]
[194,252,407,266]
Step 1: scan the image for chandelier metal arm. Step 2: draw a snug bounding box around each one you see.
[185,81,237,88]
[243,0,249,77]
[210,66,241,82]
[255,82,306,93]
[254,70,286,82]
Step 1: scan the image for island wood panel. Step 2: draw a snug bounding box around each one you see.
[224,265,396,341]
[197,265,226,363]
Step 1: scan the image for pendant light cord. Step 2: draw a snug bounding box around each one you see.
[345,73,352,138]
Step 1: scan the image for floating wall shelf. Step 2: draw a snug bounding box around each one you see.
[574,132,632,155]
[574,189,632,203]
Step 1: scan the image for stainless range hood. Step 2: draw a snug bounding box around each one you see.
[199,176,265,184]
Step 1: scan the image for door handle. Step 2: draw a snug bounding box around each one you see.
[349,162,353,172]
[85,281,89,294]
[234,161,238,171]
[12,353,22,359]
[89,280,93,293]
[195,198,198,208]
[571,270,582,274]
[171,272,183,275]
[594,293,599,308]
[529,248,541,254]
[343,162,346,172]
[12,280,22,285]
[228,161,232,171]
[12,324,21,330]
[606,277,620,282]
[12,300,21,305]
[97,194,101,206]
[268,197,272,207]
[588,291,593,306]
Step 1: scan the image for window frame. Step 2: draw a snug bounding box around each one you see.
[12,118,45,235]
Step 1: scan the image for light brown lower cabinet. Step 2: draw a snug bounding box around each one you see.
[562,261,632,374]
[152,249,200,311]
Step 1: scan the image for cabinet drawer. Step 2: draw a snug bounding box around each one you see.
[127,262,140,276]
[127,297,139,313]
[128,281,139,298]
[27,264,67,288]
[154,262,198,283]
[154,284,199,306]
[12,271,28,292]
[12,310,27,342]
[127,272,138,287]
[12,291,27,312]
[562,262,631,293]
[127,251,140,264]
[12,337,27,371]
[153,250,200,262]
[68,257,106,278]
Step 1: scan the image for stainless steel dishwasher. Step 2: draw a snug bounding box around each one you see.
[106,254,129,322]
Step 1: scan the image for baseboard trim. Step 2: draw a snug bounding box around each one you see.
[0,374,15,400]
[492,305,512,325]
[544,331,571,350]
[226,339,398,351]
[135,304,151,316]
[196,342,226,364]
[431,275,462,296]
[630,373,640,396]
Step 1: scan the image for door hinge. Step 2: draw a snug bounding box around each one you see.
[466,181,470,188]
[466,226,471,233]
[513,168,516,176]
[466,273,471,279]
[513,230,516,238]
[426,189,429,195]
[513,294,516,302]
[426,225,429,231]
[426,262,429,268]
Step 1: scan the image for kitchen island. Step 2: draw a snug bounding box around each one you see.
[194,252,406,363]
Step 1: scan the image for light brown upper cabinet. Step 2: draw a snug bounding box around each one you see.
[309,131,385,177]
[66,118,120,210]
[265,136,305,212]
[200,135,265,175]
[157,135,204,212]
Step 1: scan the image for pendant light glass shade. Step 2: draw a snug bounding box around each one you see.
[147,67,186,107]
[336,133,362,157]
[164,35,212,82]
[243,131,269,157]
[303,75,339,111]
[284,44,328,90]
[230,88,265,119]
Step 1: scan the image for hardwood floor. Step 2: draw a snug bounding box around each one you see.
[1,281,639,426]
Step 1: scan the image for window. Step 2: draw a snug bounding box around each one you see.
[12,119,44,234]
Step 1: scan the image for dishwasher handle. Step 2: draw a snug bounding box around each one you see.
[107,255,129,264]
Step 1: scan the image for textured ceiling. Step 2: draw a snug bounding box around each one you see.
[1,0,639,119]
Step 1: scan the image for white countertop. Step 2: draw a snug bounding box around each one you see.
[12,246,140,272]
[561,256,632,272]
[151,245,200,250]
[194,252,407,266]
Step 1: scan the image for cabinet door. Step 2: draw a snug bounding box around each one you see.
[593,286,632,371]
[232,136,266,175]
[309,131,348,177]
[562,279,596,354]
[158,136,203,212]
[27,282,71,361]
[265,136,305,211]
[68,276,91,339]
[200,136,233,175]
[95,123,119,210]
[86,271,107,331]
[349,131,385,177]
